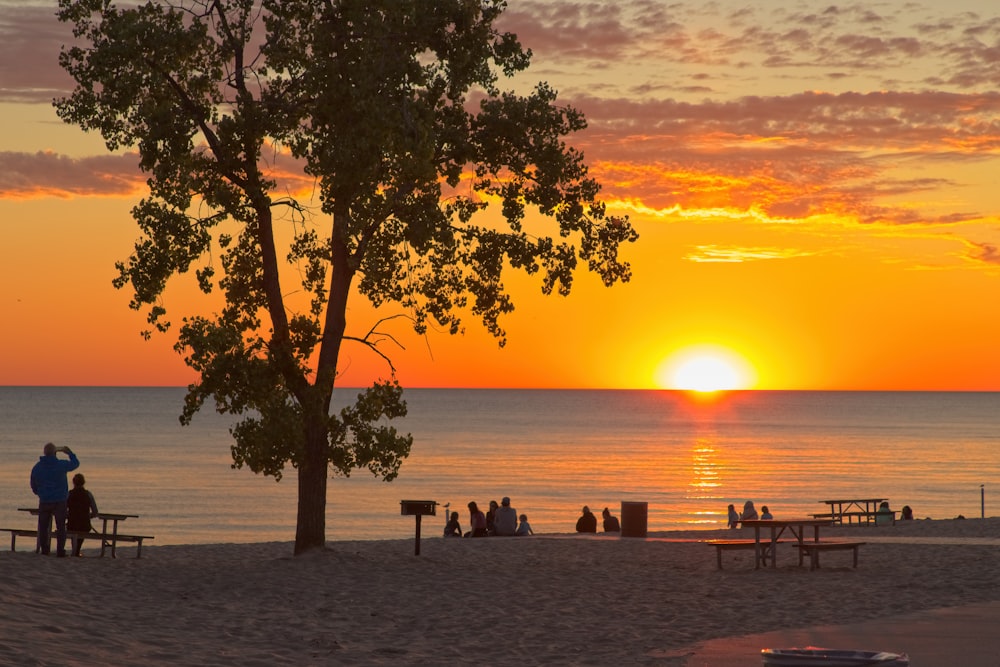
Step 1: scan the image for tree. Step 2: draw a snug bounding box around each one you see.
[55,0,637,554]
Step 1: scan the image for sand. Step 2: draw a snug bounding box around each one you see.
[1,518,999,665]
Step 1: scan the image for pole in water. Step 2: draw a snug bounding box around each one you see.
[981,484,985,519]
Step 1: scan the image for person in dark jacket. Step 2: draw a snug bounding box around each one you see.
[602,507,621,532]
[30,443,80,557]
[66,473,99,556]
[576,505,597,533]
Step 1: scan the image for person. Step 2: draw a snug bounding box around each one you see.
[875,500,894,526]
[576,505,597,533]
[900,505,914,521]
[726,504,740,529]
[443,511,462,538]
[485,499,499,536]
[602,507,621,532]
[66,473,99,556]
[760,505,773,520]
[30,443,80,557]
[516,514,534,536]
[465,501,487,537]
[740,500,758,522]
[493,496,518,536]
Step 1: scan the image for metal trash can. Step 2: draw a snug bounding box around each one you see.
[761,648,909,666]
[620,501,648,537]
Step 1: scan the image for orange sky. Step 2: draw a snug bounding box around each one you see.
[2,0,1000,390]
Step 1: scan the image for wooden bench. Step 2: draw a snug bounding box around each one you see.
[0,528,153,558]
[707,540,784,569]
[811,511,896,526]
[795,541,865,570]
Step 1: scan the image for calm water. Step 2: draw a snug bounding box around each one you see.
[1,388,997,545]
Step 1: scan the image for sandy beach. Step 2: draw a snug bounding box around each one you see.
[2,518,999,665]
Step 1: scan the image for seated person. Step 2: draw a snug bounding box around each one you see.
[485,500,499,536]
[900,505,914,521]
[726,504,740,529]
[875,500,895,526]
[66,473,99,557]
[465,501,488,537]
[516,514,534,536]
[575,505,597,533]
[602,507,620,532]
[443,511,462,537]
[740,500,758,521]
[760,505,773,520]
[493,497,518,536]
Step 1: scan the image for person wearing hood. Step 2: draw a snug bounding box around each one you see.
[30,443,80,557]
[576,506,597,533]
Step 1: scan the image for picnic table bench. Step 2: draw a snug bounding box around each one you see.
[0,527,153,558]
[7,509,153,558]
[706,539,786,569]
[795,541,865,570]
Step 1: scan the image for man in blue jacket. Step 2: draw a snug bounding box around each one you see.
[30,443,80,557]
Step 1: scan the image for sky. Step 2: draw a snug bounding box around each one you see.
[1,0,999,390]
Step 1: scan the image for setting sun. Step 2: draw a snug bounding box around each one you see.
[656,347,755,392]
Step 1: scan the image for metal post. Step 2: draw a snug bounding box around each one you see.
[414,514,422,556]
[981,485,985,519]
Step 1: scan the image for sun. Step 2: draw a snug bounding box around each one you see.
[656,347,755,392]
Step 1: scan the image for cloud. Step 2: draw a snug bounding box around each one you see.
[2,1,997,231]
[563,90,999,224]
[0,4,75,104]
[967,240,1000,265]
[0,151,145,198]
[683,244,816,263]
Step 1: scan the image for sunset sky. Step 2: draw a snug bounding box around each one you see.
[1,0,999,390]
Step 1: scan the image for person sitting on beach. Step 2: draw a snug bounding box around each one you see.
[486,499,499,536]
[602,507,620,532]
[465,501,488,537]
[493,496,518,536]
[66,472,99,556]
[516,514,534,536]
[726,504,740,529]
[875,500,894,526]
[443,511,462,538]
[740,500,758,521]
[900,505,914,521]
[576,505,597,533]
[760,505,773,520]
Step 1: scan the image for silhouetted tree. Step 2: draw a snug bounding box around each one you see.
[55,0,637,554]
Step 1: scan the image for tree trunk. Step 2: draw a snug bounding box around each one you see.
[294,412,329,554]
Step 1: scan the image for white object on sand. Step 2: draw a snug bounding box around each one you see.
[761,647,910,666]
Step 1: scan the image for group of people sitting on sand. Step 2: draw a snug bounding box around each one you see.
[445,497,534,537]
[726,500,770,528]
[574,505,621,533]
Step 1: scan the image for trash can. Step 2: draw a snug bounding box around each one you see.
[761,648,909,666]
[620,501,648,537]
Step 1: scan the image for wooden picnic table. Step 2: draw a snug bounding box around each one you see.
[740,518,833,569]
[816,498,887,525]
[17,508,145,558]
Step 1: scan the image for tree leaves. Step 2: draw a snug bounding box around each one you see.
[55,0,636,552]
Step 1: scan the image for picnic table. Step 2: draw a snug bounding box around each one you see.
[12,508,151,558]
[740,518,835,569]
[815,498,888,525]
